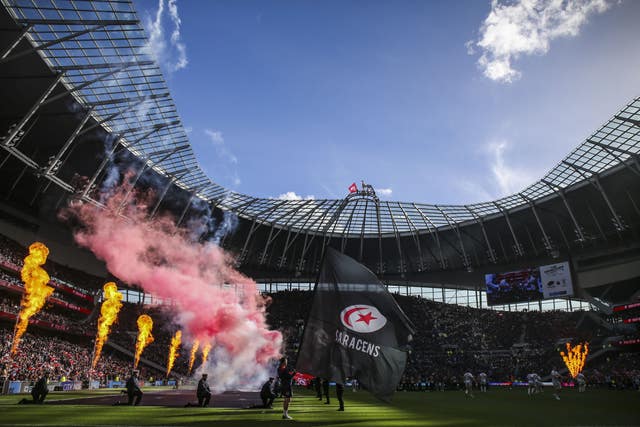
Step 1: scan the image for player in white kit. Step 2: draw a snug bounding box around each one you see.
[551,368,562,400]
[576,372,586,393]
[534,373,543,394]
[527,373,537,396]
[463,372,475,398]
[478,372,488,393]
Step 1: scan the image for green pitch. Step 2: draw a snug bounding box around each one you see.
[0,387,638,426]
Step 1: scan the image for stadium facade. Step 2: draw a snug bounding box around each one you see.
[0,0,639,312]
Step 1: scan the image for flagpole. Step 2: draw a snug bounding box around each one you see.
[292,244,330,373]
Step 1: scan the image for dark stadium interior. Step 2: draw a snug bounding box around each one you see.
[0,2,638,423]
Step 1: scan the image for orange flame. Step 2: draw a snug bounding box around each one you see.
[202,343,212,366]
[188,340,199,375]
[11,242,54,355]
[92,282,123,368]
[560,342,589,378]
[166,330,182,377]
[134,314,154,368]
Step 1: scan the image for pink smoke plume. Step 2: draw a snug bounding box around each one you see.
[62,180,282,389]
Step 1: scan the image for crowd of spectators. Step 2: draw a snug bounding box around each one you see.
[0,325,161,384]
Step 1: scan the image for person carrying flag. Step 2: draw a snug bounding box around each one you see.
[296,248,415,402]
[278,357,296,420]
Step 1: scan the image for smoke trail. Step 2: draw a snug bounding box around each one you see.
[166,330,182,377]
[92,282,124,368]
[212,210,238,245]
[62,183,282,391]
[11,242,54,354]
[188,339,199,375]
[134,314,154,368]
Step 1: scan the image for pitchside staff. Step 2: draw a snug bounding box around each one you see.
[126,370,143,406]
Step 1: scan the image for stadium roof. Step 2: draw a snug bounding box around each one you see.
[1,0,640,239]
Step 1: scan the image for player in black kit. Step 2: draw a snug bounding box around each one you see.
[336,382,345,411]
[277,357,296,420]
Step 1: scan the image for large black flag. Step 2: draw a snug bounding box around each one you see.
[296,248,415,401]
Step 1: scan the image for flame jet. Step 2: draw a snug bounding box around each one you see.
[188,340,199,375]
[166,330,182,377]
[11,242,54,354]
[134,314,154,368]
[201,343,212,366]
[92,282,124,368]
[560,342,589,378]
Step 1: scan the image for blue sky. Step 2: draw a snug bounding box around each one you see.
[134,0,640,204]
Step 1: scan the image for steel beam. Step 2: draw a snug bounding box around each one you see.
[43,107,94,176]
[16,18,138,26]
[175,186,206,227]
[87,92,170,107]
[43,62,154,106]
[77,98,155,136]
[493,201,524,256]
[2,74,63,149]
[437,206,470,270]
[520,194,554,254]
[398,202,425,270]
[541,179,585,242]
[277,200,318,268]
[1,24,32,60]
[384,203,405,275]
[149,170,191,219]
[413,204,447,268]
[591,175,625,231]
[81,135,122,199]
[1,25,106,64]
[465,205,497,263]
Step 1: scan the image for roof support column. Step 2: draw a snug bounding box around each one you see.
[149,170,190,219]
[0,25,106,64]
[81,135,122,199]
[399,203,425,271]
[493,202,524,257]
[117,160,149,213]
[385,203,405,276]
[437,206,471,271]
[541,180,586,243]
[521,195,554,255]
[591,175,625,232]
[465,206,497,264]
[259,227,276,265]
[2,73,63,150]
[414,204,446,269]
[43,107,94,176]
[1,24,32,60]
[586,201,607,240]
[176,187,206,228]
[240,220,260,262]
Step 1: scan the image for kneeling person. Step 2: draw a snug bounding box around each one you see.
[260,377,276,408]
[126,370,143,406]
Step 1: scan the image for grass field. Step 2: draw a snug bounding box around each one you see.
[0,386,638,426]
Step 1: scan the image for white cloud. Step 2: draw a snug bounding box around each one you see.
[204,129,238,164]
[144,0,188,73]
[486,140,537,195]
[167,0,188,72]
[276,191,315,201]
[376,188,393,198]
[469,0,612,83]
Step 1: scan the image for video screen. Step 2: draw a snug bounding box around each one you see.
[485,261,573,306]
[485,268,542,306]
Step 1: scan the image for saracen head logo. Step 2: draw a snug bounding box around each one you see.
[340,305,387,333]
